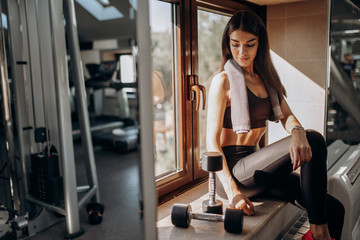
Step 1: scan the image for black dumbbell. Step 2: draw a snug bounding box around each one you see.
[171,204,243,233]
[202,152,223,214]
[86,202,104,225]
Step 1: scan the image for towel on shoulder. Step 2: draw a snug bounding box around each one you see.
[223,58,284,134]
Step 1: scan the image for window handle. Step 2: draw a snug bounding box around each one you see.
[188,75,206,112]
[199,85,206,111]
[191,84,201,111]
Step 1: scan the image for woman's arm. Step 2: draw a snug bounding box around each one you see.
[206,73,254,215]
[279,98,312,170]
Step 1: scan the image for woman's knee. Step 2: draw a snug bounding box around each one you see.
[305,129,327,158]
[306,130,326,146]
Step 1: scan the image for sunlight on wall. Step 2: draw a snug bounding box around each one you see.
[268,50,326,144]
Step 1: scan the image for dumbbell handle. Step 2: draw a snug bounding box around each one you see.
[190,212,225,222]
[209,172,216,205]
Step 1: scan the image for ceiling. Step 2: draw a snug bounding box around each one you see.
[74,0,360,43]
[74,0,136,43]
[74,0,311,43]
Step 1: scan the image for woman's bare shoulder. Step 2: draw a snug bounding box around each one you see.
[211,71,230,91]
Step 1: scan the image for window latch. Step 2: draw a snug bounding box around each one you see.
[188,75,206,112]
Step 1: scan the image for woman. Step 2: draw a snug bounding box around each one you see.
[206,10,344,240]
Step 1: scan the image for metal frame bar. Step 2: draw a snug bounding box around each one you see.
[77,185,90,193]
[6,0,35,206]
[36,0,60,152]
[49,0,82,235]
[26,195,66,215]
[324,0,332,139]
[63,0,100,203]
[137,0,157,239]
[0,0,21,213]
[24,0,46,132]
[344,0,360,13]
[78,187,97,209]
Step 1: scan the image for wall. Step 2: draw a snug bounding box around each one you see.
[266,0,329,143]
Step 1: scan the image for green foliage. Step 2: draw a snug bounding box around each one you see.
[198,11,230,85]
[151,31,172,92]
[151,10,230,175]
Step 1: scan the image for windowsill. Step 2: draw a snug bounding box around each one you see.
[157,182,303,240]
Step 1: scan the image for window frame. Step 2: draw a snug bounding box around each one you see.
[155,0,193,197]
[191,0,266,181]
[154,0,266,199]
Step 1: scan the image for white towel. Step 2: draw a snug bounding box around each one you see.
[224,58,284,134]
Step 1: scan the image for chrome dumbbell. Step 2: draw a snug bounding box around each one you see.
[171,203,243,233]
[202,152,223,214]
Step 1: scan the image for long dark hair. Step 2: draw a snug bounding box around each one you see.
[221,10,286,98]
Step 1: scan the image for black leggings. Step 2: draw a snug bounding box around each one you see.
[217,130,345,240]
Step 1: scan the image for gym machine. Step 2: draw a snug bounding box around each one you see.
[0,0,104,239]
[327,140,360,240]
[76,60,139,152]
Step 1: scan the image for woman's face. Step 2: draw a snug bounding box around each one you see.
[229,29,258,72]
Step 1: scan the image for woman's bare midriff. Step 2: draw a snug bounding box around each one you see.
[219,72,268,148]
[220,127,266,148]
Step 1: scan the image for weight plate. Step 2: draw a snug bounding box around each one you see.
[224,208,243,233]
[171,204,191,228]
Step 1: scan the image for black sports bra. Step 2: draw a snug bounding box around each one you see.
[223,87,271,130]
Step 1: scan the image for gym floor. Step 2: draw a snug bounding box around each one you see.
[28,141,144,240]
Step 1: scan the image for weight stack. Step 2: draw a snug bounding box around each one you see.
[29,154,64,204]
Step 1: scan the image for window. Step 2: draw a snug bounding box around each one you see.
[150,0,264,198]
[197,10,230,161]
[150,0,179,178]
[120,55,135,83]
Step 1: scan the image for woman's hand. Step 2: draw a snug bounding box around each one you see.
[290,129,312,170]
[230,193,255,216]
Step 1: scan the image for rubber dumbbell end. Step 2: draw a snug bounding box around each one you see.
[224,208,243,233]
[202,152,223,172]
[202,199,223,214]
[88,210,103,225]
[86,202,105,225]
[171,204,191,228]
[86,202,105,214]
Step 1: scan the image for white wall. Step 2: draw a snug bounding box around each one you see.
[267,0,329,143]
[268,51,326,143]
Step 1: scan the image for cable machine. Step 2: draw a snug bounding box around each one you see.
[0,0,103,238]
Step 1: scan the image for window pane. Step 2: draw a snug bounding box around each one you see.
[120,55,135,83]
[198,10,230,158]
[150,0,178,176]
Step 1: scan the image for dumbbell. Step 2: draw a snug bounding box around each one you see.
[171,204,243,233]
[202,152,223,214]
[86,202,105,225]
